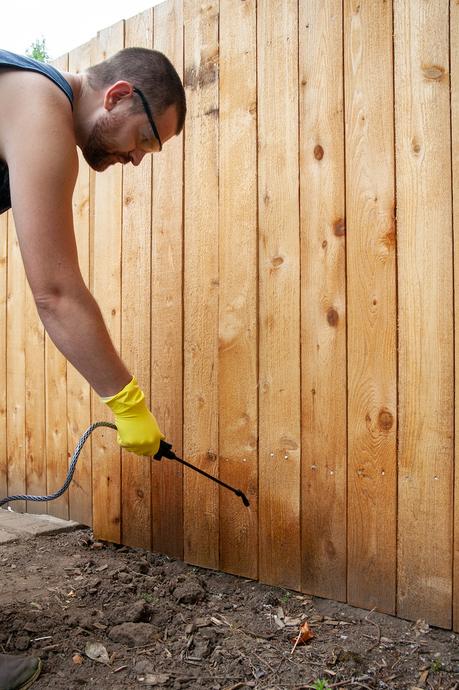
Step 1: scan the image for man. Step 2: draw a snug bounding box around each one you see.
[0,46,186,689]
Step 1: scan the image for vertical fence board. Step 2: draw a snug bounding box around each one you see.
[299,0,347,601]
[452,0,459,635]
[91,21,125,544]
[395,0,453,628]
[183,0,220,568]
[151,0,184,558]
[6,212,26,513]
[1,0,459,631]
[120,9,154,550]
[219,0,258,578]
[0,212,7,498]
[24,276,45,515]
[257,0,301,589]
[344,0,397,613]
[45,53,70,519]
[68,41,93,526]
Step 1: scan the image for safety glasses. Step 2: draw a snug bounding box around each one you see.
[133,86,162,153]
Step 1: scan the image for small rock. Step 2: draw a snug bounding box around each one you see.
[14,635,30,651]
[138,673,170,686]
[110,600,153,625]
[164,560,189,576]
[118,571,132,584]
[108,622,158,647]
[414,619,430,635]
[172,577,206,605]
[85,641,110,664]
[134,659,156,674]
[189,638,210,660]
[133,558,150,575]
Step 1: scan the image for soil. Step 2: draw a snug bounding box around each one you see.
[0,529,457,690]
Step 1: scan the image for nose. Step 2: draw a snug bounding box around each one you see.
[130,150,147,166]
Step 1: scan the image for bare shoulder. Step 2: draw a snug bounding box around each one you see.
[0,68,78,183]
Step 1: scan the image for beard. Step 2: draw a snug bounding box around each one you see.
[82,112,131,171]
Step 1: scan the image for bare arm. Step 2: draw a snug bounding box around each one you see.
[5,85,131,397]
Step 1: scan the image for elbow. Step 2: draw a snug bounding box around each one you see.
[34,288,64,315]
[33,280,87,315]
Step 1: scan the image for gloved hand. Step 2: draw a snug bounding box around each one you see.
[101,376,165,456]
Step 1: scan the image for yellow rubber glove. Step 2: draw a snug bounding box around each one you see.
[101,376,165,456]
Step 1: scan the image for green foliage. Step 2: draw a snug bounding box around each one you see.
[312,680,332,690]
[430,658,442,672]
[26,38,49,63]
[141,592,155,604]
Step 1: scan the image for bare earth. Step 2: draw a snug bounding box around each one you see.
[0,529,457,689]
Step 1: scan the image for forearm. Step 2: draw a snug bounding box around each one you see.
[36,286,131,397]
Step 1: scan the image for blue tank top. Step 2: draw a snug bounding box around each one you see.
[0,49,74,214]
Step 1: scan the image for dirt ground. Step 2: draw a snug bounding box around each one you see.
[0,529,457,690]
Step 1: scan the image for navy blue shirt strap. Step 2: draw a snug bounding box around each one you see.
[0,48,74,109]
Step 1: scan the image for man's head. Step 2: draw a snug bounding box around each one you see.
[82,47,186,171]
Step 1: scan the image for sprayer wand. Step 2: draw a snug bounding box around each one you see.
[0,423,250,509]
[154,440,250,507]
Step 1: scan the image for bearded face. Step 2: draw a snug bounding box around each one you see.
[82,110,132,171]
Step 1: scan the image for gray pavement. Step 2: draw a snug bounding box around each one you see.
[0,508,84,544]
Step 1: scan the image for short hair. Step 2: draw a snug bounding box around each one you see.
[86,47,186,134]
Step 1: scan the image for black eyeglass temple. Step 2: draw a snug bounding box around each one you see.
[133,86,162,150]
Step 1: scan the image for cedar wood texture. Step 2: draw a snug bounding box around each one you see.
[1,0,458,630]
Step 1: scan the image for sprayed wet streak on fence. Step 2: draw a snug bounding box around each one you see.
[1,0,458,631]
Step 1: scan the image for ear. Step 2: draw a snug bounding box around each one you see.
[104,81,134,111]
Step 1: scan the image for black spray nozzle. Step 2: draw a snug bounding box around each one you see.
[154,440,250,508]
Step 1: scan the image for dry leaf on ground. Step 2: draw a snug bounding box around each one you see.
[291,620,314,653]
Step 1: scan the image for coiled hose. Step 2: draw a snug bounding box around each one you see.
[0,421,250,508]
[0,422,117,508]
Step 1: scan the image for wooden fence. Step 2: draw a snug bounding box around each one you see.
[1,0,458,631]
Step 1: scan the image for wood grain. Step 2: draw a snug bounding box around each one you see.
[183,0,220,569]
[344,0,397,613]
[91,21,125,544]
[452,0,459,634]
[395,0,453,628]
[257,0,301,590]
[151,0,184,558]
[218,0,258,578]
[120,9,154,550]
[299,0,347,602]
[6,212,26,513]
[44,53,70,519]
[68,41,93,526]
[0,212,7,498]
[24,268,45,514]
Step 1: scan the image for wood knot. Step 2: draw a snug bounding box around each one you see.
[280,436,298,450]
[382,226,396,251]
[327,307,339,327]
[378,409,394,431]
[333,218,346,236]
[271,255,284,268]
[422,64,445,81]
[325,540,336,558]
[314,144,324,161]
[411,137,421,154]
